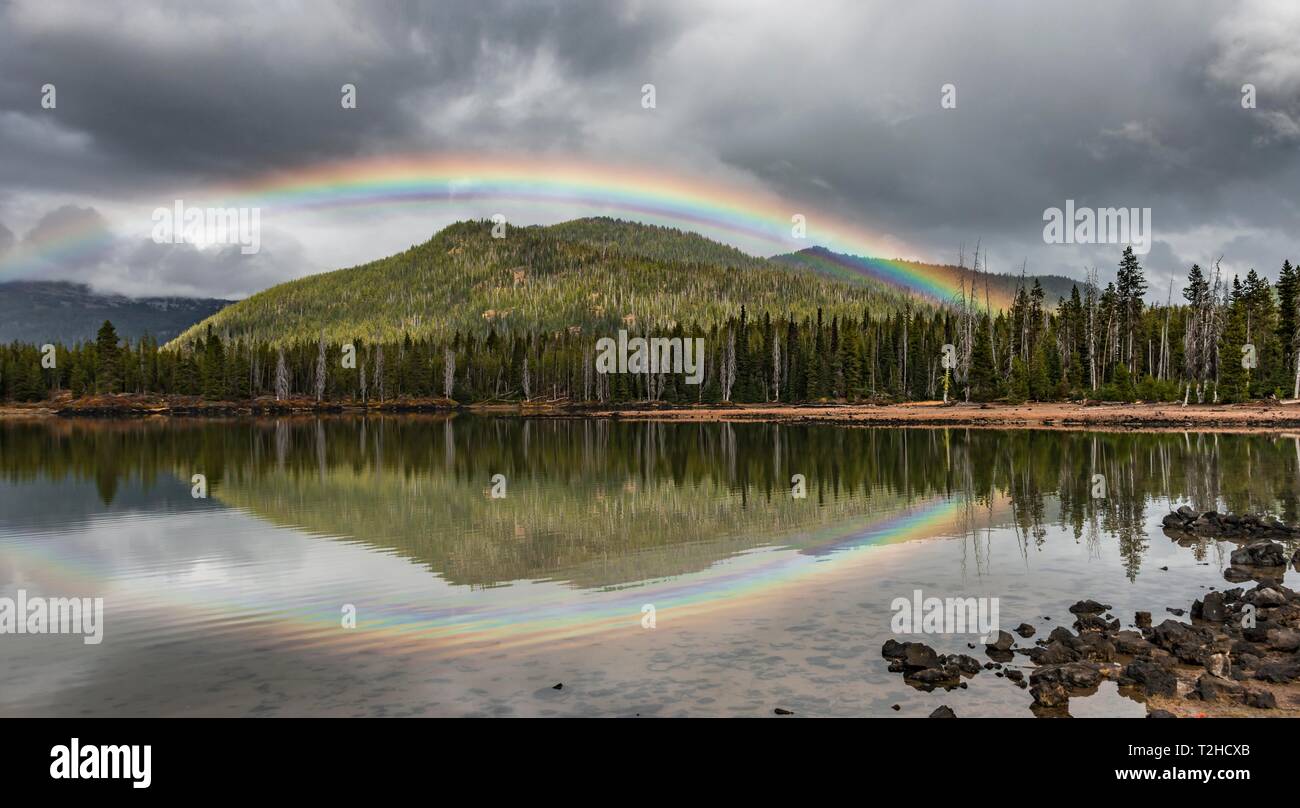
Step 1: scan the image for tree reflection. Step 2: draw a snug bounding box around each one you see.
[3,418,1299,586]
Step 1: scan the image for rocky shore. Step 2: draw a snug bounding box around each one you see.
[11,396,1300,431]
[1,393,464,418]
[882,515,1300,717]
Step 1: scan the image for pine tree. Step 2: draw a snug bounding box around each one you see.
[1116,247,1147,371]
[1275,260,1298,390]
[94,320,123,394]
[1007,356,1029,404]
[969,316,998,401]
[202,325,226,399]
[1219,277,1249,403]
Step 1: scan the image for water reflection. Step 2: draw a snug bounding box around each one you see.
[5,419,1299,585]
[1,417,1298,716]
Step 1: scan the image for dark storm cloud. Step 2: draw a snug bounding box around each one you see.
[105,237,309,299]
[673,2,1300,281]
[0,0,1296,297]
[0,0,681,190]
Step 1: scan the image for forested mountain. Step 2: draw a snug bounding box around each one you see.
[169,218,914,350]
[543,217,771,271]
[0,281,229,344]
[4,222,1298,410]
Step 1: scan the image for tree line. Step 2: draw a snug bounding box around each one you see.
[3,247,1298,405]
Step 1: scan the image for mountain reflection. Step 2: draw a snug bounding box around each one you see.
[3,418,1300,586]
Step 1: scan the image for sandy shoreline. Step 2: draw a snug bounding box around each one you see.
[8,397,1300,432]
[585,400,1300,431]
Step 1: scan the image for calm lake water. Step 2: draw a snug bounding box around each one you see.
[1,416,1297,717]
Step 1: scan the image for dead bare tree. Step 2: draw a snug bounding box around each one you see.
[721,329,737,402]
[1184,260,1225,404]
[274,348,289,401]
[443,348,456,399]
[314,331,327,402]
[771,336,782,402]
[1084,267,1099,392]
[1158,280,1172,381]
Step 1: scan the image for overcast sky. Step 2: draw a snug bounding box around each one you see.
[1,0,1297,299]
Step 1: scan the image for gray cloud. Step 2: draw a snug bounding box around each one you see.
[5,204,305,298]
[23,203,108,243]
[1,0,1296,298]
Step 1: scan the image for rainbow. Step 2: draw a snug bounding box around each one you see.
[0,215,116,282]
[322,494,972,656]
[0,491,972,659]
[780,247,1011,310]
[0,152,987,304]
[211,153,910,258]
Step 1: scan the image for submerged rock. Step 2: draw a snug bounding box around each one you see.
[1191,592,1227,622]
[881,641,984,692]
[1030,661,1104,690]
[882,639,939,669]
[1123,660,1177,698]
[1069,600,1112,615]
[1028,641,1076,665]
[1231,540,1290,567]
[907,667,961,689]
[1112,630,1158,658]
[1030,681,1069,708]
[985,630,1015,653]
[1163,510,1300,541]
[1150,620,1219,664]
[882,577,1300,717]
[903,643,940,669]
[1073,613,1119,633]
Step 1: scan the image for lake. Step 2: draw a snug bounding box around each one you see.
[1,416,1297,717]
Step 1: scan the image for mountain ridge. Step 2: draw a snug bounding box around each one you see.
[170,217,921,349]
[0,280,230,344]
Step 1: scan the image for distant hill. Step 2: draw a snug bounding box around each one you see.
[0,281,230,344]
[771,246,1081,309]
[171,218,919,349]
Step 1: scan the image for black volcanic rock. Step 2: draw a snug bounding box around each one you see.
[1069,600,1112,615]
[1231,540,1289,567]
